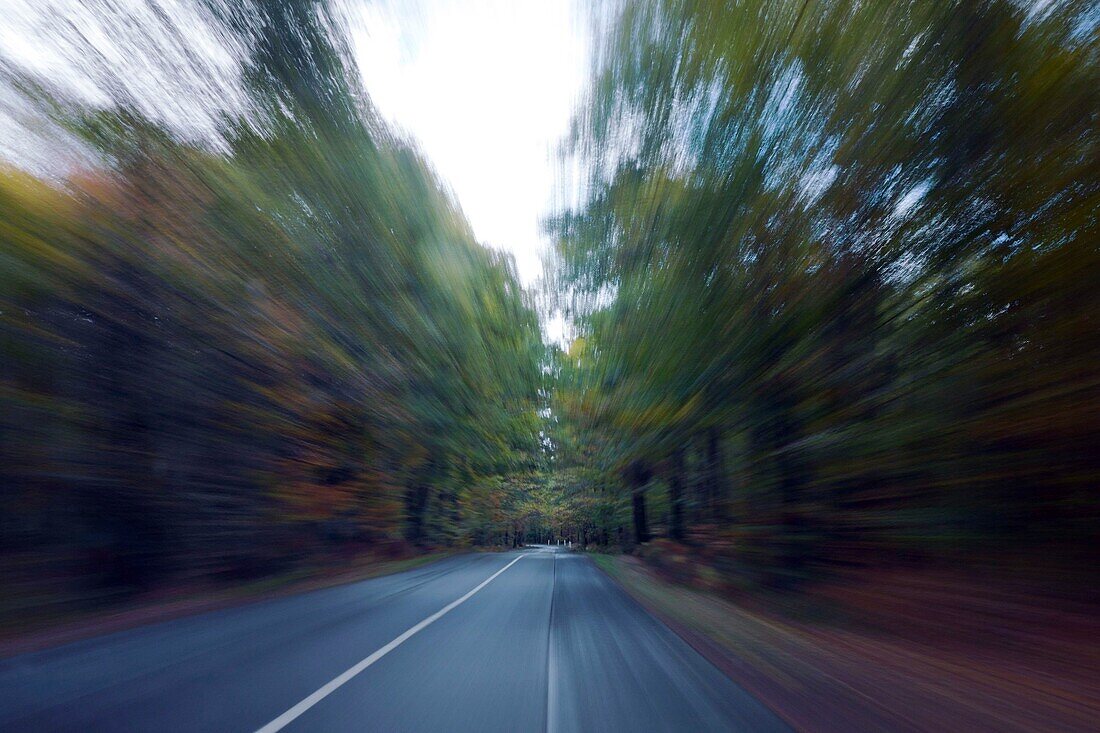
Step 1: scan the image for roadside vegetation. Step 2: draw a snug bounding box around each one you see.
[544,0,1099,590]
[594,553,1098,732]
[539,1,1099,726]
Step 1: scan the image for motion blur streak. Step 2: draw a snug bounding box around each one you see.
[1,0,545,598]
[0,0,1098,731]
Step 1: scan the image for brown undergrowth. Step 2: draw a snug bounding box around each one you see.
[593,545,1100,732]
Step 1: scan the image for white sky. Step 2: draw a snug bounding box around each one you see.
[352,0,589,289]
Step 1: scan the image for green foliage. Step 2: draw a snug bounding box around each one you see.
[0,0,543,601]
[548,0,1100,585]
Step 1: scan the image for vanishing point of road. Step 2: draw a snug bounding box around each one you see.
[0,546,789,732]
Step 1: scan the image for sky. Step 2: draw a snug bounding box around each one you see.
[352,0,590,290]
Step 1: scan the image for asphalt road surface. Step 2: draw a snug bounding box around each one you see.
[0,546,789,732]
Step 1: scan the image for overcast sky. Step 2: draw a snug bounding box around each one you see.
[353,0,590,289]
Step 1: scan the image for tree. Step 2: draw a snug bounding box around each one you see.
[546,0,1100,585]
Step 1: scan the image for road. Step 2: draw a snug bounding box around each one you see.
[0,547,789,732]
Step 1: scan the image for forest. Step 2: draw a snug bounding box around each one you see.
[543,0,1099,590]
[0,0,548,616]
[1,0,1097,628]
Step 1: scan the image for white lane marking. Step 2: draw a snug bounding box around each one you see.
[254,553,530,733]
[545,552,558,733]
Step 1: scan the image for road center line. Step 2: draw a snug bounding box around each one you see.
[254,553,530,733]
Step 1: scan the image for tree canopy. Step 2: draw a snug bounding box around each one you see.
[0,0,545,598]
[545,0,1099,586]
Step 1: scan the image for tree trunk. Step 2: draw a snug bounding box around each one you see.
[404,457,438,545]
[668,447,686,542]
[627,460,652,544]
[404,480,429,544]
[704,427,727,522]
[775,408,808,585]
[632,490,649,544]
[756,387,809,587]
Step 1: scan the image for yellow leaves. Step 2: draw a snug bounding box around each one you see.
[0,167,86,281]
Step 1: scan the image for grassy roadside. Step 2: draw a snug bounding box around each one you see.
[0,549,457,659]
[590,552,1098,733]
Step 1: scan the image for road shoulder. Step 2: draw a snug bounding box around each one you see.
[0,550,458,659]
[590,553,1098,732]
